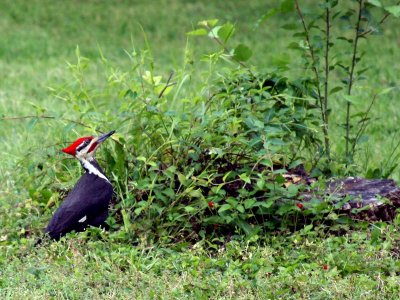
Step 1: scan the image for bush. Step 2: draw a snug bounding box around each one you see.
[17,45,330,243]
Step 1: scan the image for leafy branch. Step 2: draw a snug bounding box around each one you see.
[359,1,400,37]
[351,93,377,155]
[188,20,255,77]
[290,0,399,165]
[345,0,399,160]
[345,0,363,159]
[294,0,330,157]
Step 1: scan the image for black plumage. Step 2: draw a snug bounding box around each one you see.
[41,130,115,241]
[45,160,113,240]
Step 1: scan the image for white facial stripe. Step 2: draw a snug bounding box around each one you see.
[81,159,110,183]
[77,141,86,149]
[76,139,91,153]
[75,140,98,162]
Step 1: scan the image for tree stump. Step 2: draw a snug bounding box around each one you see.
[326,177,400,221]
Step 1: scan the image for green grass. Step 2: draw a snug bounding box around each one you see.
[1,0,400,298]
[2,228,400,299]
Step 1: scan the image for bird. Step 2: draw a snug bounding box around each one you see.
[45,130,115,240]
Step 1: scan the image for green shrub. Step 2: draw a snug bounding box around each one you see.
[18,45,329,243]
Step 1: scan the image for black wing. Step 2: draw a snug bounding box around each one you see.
[45,172,113,240]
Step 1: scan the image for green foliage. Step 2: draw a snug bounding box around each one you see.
[270,0,400,165]
[188,19,254,66]
[37,49,328,242]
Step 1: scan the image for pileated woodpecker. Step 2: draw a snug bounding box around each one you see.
[45,130,115,240]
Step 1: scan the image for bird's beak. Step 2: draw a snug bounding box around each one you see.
[96,130,115,143]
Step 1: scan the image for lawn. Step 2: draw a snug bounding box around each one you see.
[1,0,400,299]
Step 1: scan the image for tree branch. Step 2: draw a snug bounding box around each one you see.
[1,115,95,130]
[158,71,176,98]
[323,2,331,157]
[345,0,363,159]
[351,93,377,154]
[358,1,400,37]
[295,0,330,157]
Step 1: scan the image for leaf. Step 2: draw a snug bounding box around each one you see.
[287,184,299,197]
[337,36,353,44]
[177,172,188,185]
[245,116,264,129]
[260,158,273,167]
[303,224,313,233]
[218,204,232,213]
[204,216,224,224]
[233,44,253,62]
[198,19,219,27]
[226,197,238,207]
[137,156,147,163]
[244,198,257,209]
[187,28,208,36]
[239,173,251,184]
[275,174,286,184]
[258,201,273,208]
[287,42,302,50]
[236,204,245,213]
[222,171,232,182]
[142,71,153,84]
[134,206,145,216]
[343,94,359,105]
[124,89,138,100]
[377,87,394,95]
[269,138,287,146]
[356,67,369,76]
[257,8,279,26]
[367,0,382,8]
[217,22,235,43]
[208,26,221,38]
[236,219,254,235]
[329,86,343,95]
[385,6,400,18]
[281,23,297,30]
[154,84,173,96]
[153,75,162,85]
[188,189,203,198]
[288,160,303,169]
[184,206,196,213]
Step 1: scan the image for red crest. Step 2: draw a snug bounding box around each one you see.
[62,136,93,156]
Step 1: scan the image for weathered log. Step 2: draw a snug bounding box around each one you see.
[327,177,400,221]
[284,165,400,221]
